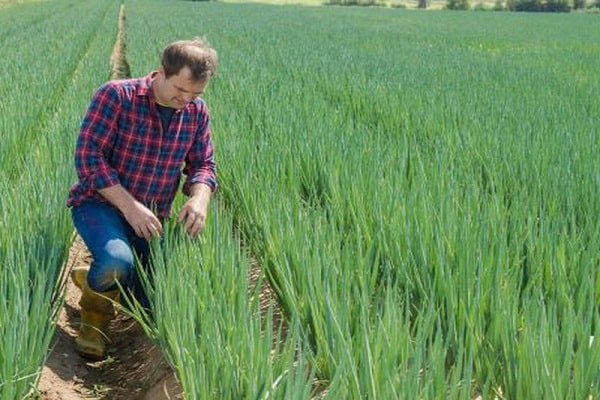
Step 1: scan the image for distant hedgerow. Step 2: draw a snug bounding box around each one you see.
[513,0,570,11]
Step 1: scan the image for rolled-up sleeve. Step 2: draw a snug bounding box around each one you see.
[74,84,121,191]
[182,107,217,195]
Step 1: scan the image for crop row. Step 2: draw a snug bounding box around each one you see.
[0,1,120,398]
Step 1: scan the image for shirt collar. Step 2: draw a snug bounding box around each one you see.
[138,71,158,99]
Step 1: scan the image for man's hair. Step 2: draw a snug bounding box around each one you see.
[161,37,218,80]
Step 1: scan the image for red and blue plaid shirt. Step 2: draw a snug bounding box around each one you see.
[67,72,217,219]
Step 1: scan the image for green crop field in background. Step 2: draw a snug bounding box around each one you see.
[128,2,600,399]
[1,0,599,398]
[125,3,600,398]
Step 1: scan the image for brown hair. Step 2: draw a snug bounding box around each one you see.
[161,37,218,80]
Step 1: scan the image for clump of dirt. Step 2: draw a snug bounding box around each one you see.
[37,236,182,400]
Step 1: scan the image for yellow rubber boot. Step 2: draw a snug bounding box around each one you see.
[71,267,120,360]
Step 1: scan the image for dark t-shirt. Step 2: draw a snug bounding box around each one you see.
[156,103,176,132]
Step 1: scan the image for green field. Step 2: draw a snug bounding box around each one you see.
[1,0,599,398]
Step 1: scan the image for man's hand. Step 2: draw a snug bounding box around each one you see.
[123,202,163,240]
[177,183,211,237]
[98,184,162,240]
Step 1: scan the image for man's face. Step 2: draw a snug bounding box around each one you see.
[154,66,209,109]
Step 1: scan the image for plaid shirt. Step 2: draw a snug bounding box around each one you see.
[67,72,217,219]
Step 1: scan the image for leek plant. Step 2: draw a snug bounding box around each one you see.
[129,199,315,399]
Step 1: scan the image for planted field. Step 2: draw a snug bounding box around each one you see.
[0,1,121,398]
[1,0,599,399]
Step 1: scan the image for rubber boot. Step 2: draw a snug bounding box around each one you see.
[71,267,120,360]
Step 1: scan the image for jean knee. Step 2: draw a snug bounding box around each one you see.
[88,239,135,292]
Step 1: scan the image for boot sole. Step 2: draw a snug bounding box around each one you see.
[76,338,107,361]
[76,348,107,361]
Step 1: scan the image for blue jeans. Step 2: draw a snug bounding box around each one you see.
[71,201,157,310]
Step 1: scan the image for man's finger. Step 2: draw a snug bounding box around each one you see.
[188,217,205,237]
[177,208,190,223]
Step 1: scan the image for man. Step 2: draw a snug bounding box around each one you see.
[66,38,218,360]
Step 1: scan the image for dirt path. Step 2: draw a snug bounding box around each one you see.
[37,236,182,400]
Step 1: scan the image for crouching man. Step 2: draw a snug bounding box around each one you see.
[66,37,218,360]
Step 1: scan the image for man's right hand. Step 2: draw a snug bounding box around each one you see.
[123,201,163,240]
[98,184,163,240]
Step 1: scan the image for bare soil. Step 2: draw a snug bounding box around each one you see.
[37,236,182,400]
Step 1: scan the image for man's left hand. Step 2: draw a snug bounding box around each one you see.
[177,184,212,237]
